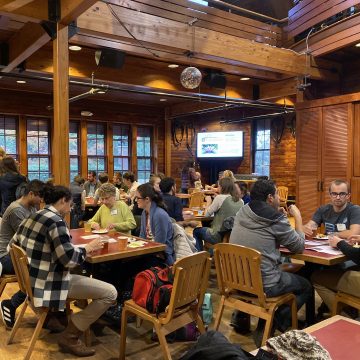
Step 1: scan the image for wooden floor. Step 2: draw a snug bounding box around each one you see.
[0,266,316,360]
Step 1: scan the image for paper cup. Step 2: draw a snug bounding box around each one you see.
[118,236,128,250]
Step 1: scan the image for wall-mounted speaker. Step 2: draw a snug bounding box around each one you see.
[95,49,126,69]
[203,70,227,89]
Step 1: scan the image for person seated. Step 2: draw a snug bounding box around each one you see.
[83,170,101,197]
[113,172,128,192]
[88,183,136,234]
[230,179,312,346]
[122,171,139,205]
[194,172,203,190]
[235,180,251,204]
[0,180,45,329]
[93,173,120,204]
[69,175,86,229]
[149,174,161,193]
[11,184,117,357]
[159,177,183,221]
[136,183,175,265]
[311,234,360,314]
[193,177,243,251]
[303,179,360,238]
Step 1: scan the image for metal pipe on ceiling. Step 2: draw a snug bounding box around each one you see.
[219,110,295,124]
[0,71,293,111]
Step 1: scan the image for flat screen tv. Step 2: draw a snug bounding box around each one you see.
[197,131,244,158]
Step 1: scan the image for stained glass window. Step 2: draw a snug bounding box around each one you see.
[137,126,152,184]
[0,115,17,157]
[27,118,50,181]
[69,121,80,181]
[254,119,271,177]
[113,124,130,174]
[87,123,106,173]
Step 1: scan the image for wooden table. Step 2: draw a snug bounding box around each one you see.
[175,193,191,199]
[70,228,166,264]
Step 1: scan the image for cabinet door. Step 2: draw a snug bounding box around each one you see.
[321,104,352,204]
[296,107,322,223]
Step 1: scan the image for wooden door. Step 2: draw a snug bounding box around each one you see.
[321,104,352,204]
[296,107,322,223]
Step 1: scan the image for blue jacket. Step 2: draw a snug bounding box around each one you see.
[140,202,175,265]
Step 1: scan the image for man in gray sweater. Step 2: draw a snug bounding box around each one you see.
[230,179,312,345]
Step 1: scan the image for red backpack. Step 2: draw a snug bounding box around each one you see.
[132,266,174,315]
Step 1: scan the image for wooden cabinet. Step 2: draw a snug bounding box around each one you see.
[296,104,352,223]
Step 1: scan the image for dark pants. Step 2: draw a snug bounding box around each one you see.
[264,271,313,331]
[0,254,26,308]
[193,227,218,251]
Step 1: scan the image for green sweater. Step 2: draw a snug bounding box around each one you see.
[89,201,136,234]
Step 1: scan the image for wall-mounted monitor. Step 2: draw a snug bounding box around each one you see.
[197,131,244,158]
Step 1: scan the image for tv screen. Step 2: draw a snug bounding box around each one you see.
[197,131,244,158]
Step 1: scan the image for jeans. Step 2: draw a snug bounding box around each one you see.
[0,254,26,308]
[193,227,216,251]
[265,271,313,331]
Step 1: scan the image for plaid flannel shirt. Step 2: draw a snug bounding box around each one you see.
[12,205,86,310]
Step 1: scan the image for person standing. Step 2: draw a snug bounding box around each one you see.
[83,171,101,197]
[180,159,199,193]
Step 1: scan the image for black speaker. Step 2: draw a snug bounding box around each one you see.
[203,70,227,89]
[0,43,9,66]
[253,84,260,100]
[95,49,126,69]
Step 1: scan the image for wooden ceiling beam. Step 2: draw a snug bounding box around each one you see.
[0,0,47,23]
[1,21,50,73]
[60,0,99,25]
[76,2,337,80]
[259,78,298,100]
[0,0,35,12]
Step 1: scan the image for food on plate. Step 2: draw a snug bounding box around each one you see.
[92,229,109,234]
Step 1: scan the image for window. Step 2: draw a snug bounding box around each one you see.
[113,124,130,173]
[0,115,17,158]
[27,118,51,181]
[69,121,80,181]
[190,0,208,5]
[137,126,152,184]
[87,123,106,174]
[254,119,271,177]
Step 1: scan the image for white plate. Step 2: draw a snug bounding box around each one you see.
[313,236,328,240]
[92,229,109,234]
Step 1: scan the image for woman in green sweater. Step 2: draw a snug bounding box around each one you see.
[89,183,136,234]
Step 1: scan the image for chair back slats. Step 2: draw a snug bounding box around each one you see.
[189,192,204,208]
[9,245,33,303]
[165,252,210,321]
[214,243,266,307]
[277,186,289,203]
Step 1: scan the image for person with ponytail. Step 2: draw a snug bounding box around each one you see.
[12,184,117,357]
[136,182,175,265]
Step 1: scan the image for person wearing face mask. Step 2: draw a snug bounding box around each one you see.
[10,184,117,357]
[88,183,136,234]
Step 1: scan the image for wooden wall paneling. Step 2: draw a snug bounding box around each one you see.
[107,122,113,179]
[350,177,360,205]
[296,107,322,223]
[164,108,171,176]
[131,125,137,175]
[353,103,360,177]
[52,23,69,186]
[18,114,27,176]
[80,120,88,178]
[321,103,352,203]
[153,125,158,174]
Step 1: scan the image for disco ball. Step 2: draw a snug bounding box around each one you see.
[180,67,202,89]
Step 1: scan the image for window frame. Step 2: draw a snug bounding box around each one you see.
[87,122,107,174]
[113,123,131,174]
[69,120,80,182]
[0,114,18,158]
[253,118,271,177]
[136,126,153,184]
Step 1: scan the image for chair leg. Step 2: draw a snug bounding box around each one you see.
[261,315,273,347]
[84,328,91,347]
[194,312,206,334]
[24,309,48,360]
[0,281,6,298]
[154,323,172,360]
[332,296,342,316]
[290,298,298,329]
[7,300,28,345]
[213,295,225,331]
[136,315,142,328]
[119,308,129,360]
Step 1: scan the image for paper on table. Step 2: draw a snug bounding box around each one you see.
[128,241,146,248]
[73,244,86,249]
[81,235,100,240]
[308,245,343,255]
[101,238,117,243]
[305,240,329,246]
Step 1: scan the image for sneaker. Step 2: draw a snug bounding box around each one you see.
[0,300,16,329]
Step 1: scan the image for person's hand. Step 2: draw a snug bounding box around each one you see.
[278,207,288,216]
[91,223,100,230]
[84,237,103,254]
[107,223,115,230]
[188,220,199,228]
[329,235,343,248]
[303,224,313,237]
[288,204,301,218]
[347,234,360,245]
[205,195,212,205]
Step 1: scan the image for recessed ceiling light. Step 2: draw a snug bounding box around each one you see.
[16,80,26,84]
[160,98,167,102]
[168,64,179,68]
[69,45,82,51]
[81,110,93,117]
[97,90,106,94]
[356,43,360,47]
[240,77,250,81]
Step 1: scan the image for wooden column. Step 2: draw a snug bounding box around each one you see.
[164,108,172,176]
[80,119,87,178]
[18,115,27,176]
[52,23,69,186]
[131,125,137,175]
[152,125,158,174]
[107,122,114,179]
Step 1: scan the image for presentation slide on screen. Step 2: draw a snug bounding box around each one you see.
[197,131,243,158]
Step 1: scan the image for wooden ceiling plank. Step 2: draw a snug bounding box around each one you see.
[259,77,298,100]
[0,0,47,23]
[76,2,335,80]
[1,21,50,73]
[60,0,99,25]
[1,0,35,12]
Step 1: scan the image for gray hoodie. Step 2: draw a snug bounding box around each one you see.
[230,201,305,289]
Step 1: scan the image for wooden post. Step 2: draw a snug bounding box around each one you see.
[107,122,113,179]
[52,23,70,186]
[18,115,28,176]
[80,119,87,178]
[164,108,172,176]
[131,125,137,175]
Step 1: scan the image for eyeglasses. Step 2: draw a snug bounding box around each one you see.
[135,196,145,201]
[330,192,348,198]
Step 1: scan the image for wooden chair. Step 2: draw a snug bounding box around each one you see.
[0,274,18,298]
[213,243,298,346]
[189,191,205,208]
[188,187,200,194]
[119,251,211,360]
[7,245,90,359]
[277,186,289,210]
[332,291,360,316]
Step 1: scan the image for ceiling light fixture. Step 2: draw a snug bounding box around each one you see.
[240,77,250,81]
[81,111,93,117]
[16,80,26,84]
[160,98,167,102]
[69,45,82,51]
[168,64,179,68]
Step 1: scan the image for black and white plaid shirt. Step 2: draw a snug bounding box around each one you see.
[12,205,86,310]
